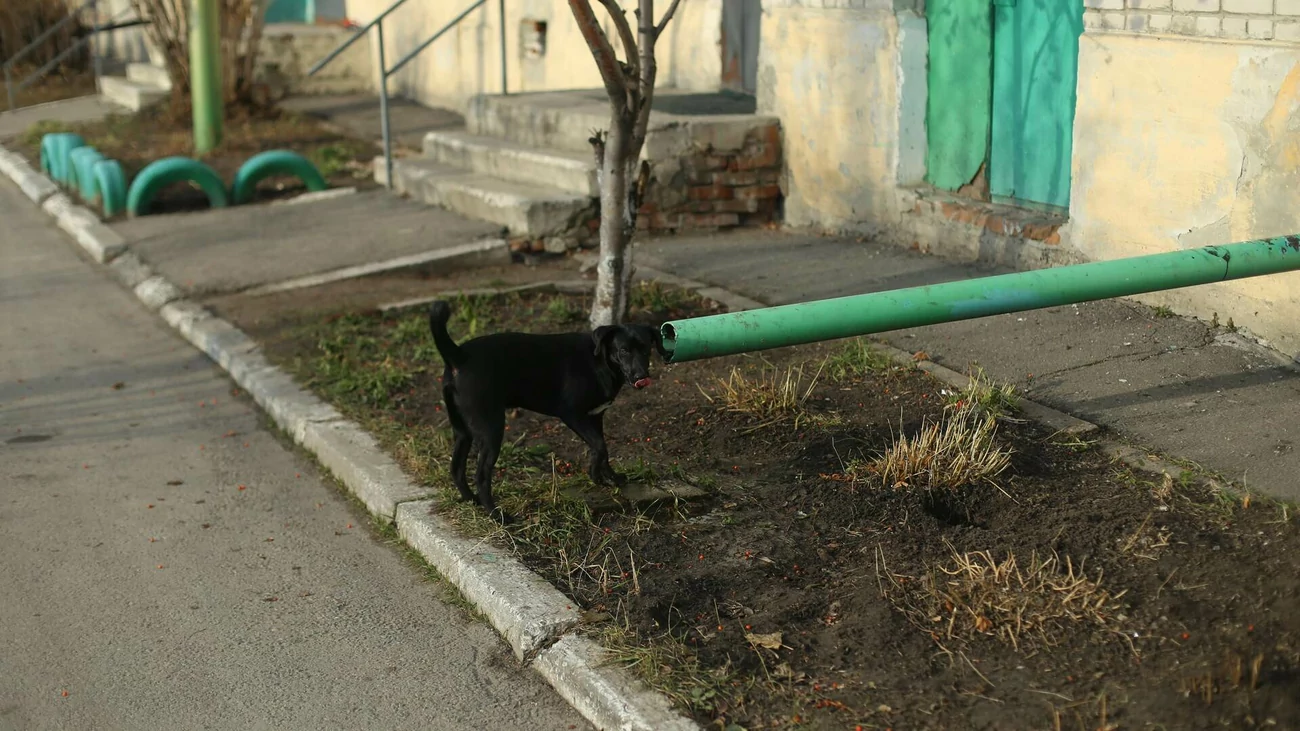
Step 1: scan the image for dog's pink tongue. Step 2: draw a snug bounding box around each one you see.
[634,378,653,389]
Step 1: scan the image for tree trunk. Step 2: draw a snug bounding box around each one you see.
[590,108,635,329]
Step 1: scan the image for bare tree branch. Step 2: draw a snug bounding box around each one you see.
[595,0,639,82]
[568,0,628,99]
[655,0,683,37]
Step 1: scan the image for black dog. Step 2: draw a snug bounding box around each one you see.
[428,301,668,521]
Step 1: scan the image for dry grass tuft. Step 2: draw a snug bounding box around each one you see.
[945,366,1021,420]
[707,363,823,430]
[878,544,1126,652]
[853,402,1012,493]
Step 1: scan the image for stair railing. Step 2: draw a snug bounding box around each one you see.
[307,0,507,190]
[3,0,147,111]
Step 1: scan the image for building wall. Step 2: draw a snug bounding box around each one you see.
[756,0,913,233]
[1062,32,1300,355]
[345,0,724,113]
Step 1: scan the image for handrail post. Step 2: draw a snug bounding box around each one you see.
[498,0,507,95]
[377,22,394,190]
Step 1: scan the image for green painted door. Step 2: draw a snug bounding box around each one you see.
[924,0,992,192]
[265,0,315,24]
[988,0,1084,210]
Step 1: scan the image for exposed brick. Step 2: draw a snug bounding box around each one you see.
[758,169,782,185]
[1129,0,1171,9]
[1195,15,1222,35]
[1100,11,1125,29]
[734,184,783,200]
[709,199,764,214]
[1170,14,1197,32]
[1279,0,1300,14]
[1223,0,1271,12]
[1173,0,1218,10]
[733,146,781,171]
[713,171,760,186]
[1248,17,1275,37]
[1126,13,1149,31]
[688,184,734,201]
[681,213,740,229]
[1149,13,1173,30]
[1221,17,1249,37]
[1086,0,1124,8]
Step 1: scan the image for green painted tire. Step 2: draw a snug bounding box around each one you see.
[69,147,106,202]
[40,133,87,185]
[126,156,229,216]
[93,160,128,218]
[230,149,328,205]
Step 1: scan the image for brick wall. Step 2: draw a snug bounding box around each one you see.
[637,123,784,232]
[1084,0,1300,40]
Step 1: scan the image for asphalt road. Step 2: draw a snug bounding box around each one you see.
[0,178,588,730]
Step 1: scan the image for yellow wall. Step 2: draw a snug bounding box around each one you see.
[345,0,723,112]
[756,3,904,231]
[1065,33,1300,354]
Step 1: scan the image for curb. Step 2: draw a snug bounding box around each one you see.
[0,140,702,731]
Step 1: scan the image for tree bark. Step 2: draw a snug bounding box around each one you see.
[569,0,684,328]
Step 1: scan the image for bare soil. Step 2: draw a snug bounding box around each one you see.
[214,263,1300,730]
[11,102,377,218]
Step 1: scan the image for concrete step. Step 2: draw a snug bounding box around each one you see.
[466,92,612,154]
[126,62,173,91]
[422,130,598,197]
[376,157,595,237]
[97,75,168,111]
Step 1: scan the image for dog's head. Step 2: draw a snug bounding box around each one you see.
[593,323,669,389]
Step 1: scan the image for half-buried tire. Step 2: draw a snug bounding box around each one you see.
[230,150,328,205]
[126,157,229,216]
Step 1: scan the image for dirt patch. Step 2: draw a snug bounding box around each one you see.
[11,102,376,217]
[218,271,1300,730]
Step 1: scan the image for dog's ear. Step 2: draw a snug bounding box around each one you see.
[592,326,617,360]
[635,324,670,362]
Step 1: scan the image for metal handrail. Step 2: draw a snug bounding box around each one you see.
[3,0,98,72]
[307,0,508,190]
[3,0,143,112]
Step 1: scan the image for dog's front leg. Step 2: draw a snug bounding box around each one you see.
[563,414,626,487]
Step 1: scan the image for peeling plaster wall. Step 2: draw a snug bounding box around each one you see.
[345,0,723,113]
[1064,32,1300,355]
[757,0,905,232]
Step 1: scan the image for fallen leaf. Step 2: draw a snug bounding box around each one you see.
[111,381,126,390]
[167,480,183,486]
[745,631,783,650]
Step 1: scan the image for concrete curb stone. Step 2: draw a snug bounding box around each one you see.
[134,276,183,310]
[107,251,155,290]
[396,501,585,662]
[534,634,701,731]
[301,420,433,519]
[10,155,59,204]
[41,193,125,263]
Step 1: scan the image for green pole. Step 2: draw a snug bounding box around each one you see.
[190,0,223,154]
[661,235,1300,363]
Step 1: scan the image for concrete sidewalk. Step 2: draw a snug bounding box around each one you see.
[639,230,1300,502]
[0,173,588,730]
[112,189,503,296]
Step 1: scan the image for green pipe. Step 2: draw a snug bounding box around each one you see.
[190,0,223,154]
[660,235,1300,363]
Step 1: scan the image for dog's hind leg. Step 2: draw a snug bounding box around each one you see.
[442,385,476,503]
[470,410,509,523]
[562,414,626,487]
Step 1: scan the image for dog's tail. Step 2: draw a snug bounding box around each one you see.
[428,301,465,367]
